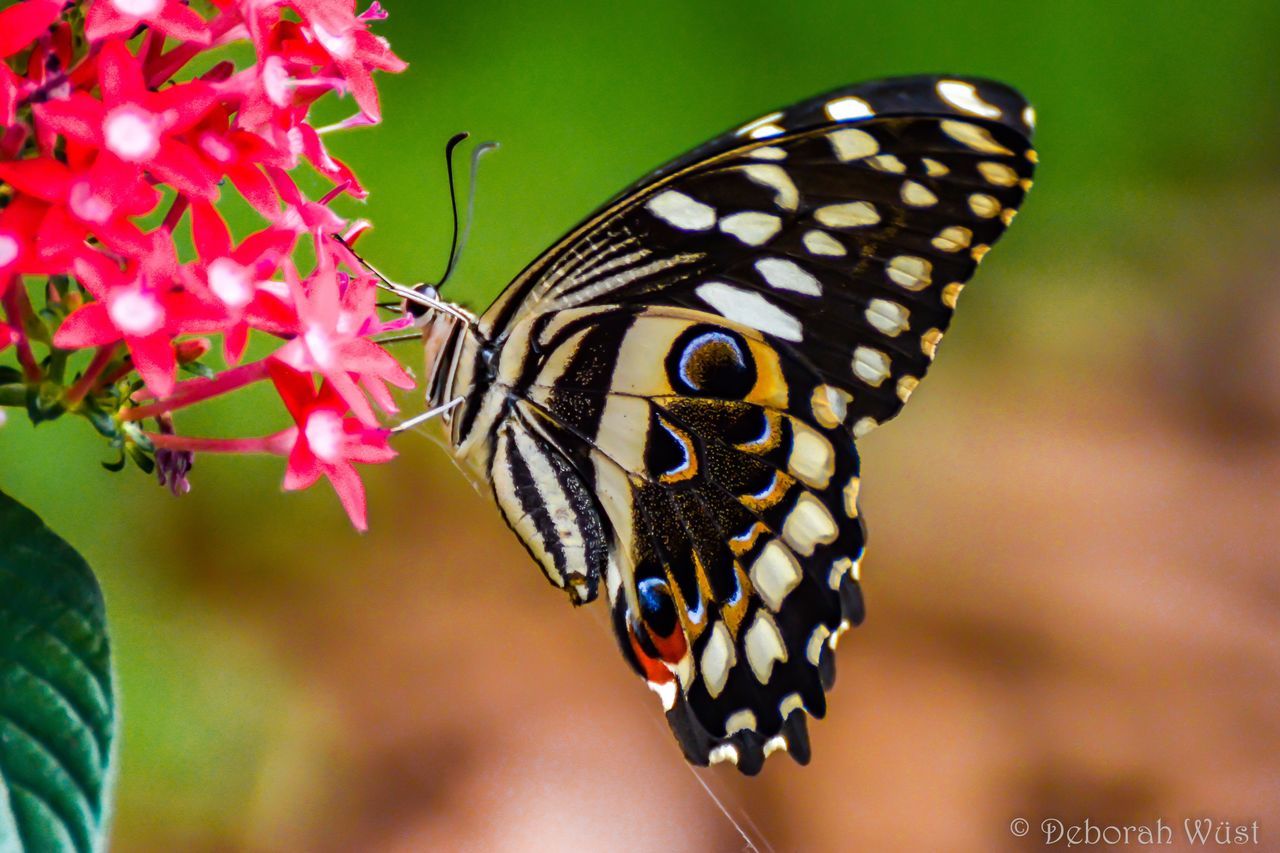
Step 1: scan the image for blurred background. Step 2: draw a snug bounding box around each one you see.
[4,1,1280,849]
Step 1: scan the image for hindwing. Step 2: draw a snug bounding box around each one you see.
[446,75,1036,772]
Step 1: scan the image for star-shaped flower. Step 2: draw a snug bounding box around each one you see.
[272,258,413,424]
[180,201,297,362]
[36,40,221,199]
[269,360,396,531]
[54,253,224,396]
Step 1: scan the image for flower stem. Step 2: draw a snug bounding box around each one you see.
[161,194,190,233]
[144,429,294,456]
[1,284,41,382]
[121,359,271,421]
[63,344,121,408]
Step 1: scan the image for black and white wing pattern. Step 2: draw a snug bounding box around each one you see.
[434,76,1036,774]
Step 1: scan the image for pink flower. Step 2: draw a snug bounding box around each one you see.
[182,201,297,362]
[269,361,396,531]
[84,0,212,47]
[1,0,411,527]
[54,253,224,396]
[0,153,160,261]
[273,257,413,424]
[36,40,221,198]
[189,106,292,218]
[240,1,405,122]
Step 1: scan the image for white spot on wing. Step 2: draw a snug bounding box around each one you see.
[741,164,799,210]
[737,111,785,137]
[867,154,907,173]
[726,709,758,734]
[802,230,846,256]
[763,736,789,757]
[810,384,850,428]
[745,610,787,683]
[968,193,1001,218]
[896,374,919,402]
[750,540,803,610]
[709,744,739,765]
[749,124,785,139]
[901,180,938,207]
[806,623,830,665]
[829,556,855,589]
[842,476,860,518]
[852,346,891,387]
[865,298,910,337]
[931,225,972,252]
[780,693,805,718]
[936,79,1003,118]
[755,257,821,295]
[782,493,839,557]
[827,127,878,161]
[695,281,802,341]
[718,211,782,246]
[646,189,715,231]
[941,120,1014,155]
[815,201,879,228]
[825,95,875,121]
[700,622,735,699]
[886,255,932,290]
[977,161,1018,186]
[647,678,677,711]
[750,145,788,161]
[789,424,835,488]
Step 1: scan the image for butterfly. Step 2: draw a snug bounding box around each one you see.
[406,75,1035,774]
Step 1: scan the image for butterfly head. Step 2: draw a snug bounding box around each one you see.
[413,286,470,412]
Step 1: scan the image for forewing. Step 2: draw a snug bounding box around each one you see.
[480,75,1035,434]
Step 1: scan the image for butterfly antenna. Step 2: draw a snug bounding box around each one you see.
[433,132,469,287]
[437,136,500,289]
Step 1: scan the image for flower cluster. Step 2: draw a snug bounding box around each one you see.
[0,0,411,529]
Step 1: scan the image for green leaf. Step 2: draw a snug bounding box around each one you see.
[0,490,117,853]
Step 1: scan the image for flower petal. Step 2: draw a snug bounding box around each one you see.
[322,460,369,531]
[153,0,213,46]
[96,38,149,103]
[149,139,220,200]
[0,157,72,202]
[52,302,123,349]
[0,0,65,59]
[127,333,179,397]
[191,201,232,260]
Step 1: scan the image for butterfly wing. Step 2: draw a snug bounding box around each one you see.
[452,76,1036,771]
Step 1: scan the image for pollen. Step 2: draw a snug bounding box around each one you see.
[108,289,165,337]
[0,234,19,267]
[304,410,346,462]
[104,106,161,162]
[111,0,163,16]
[208,258,255,309]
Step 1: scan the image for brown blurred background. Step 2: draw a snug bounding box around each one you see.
[3,1,1279,850]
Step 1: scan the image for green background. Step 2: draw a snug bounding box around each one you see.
[3,2,1278,849]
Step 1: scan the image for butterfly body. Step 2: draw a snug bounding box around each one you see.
[420,75,1036,773]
